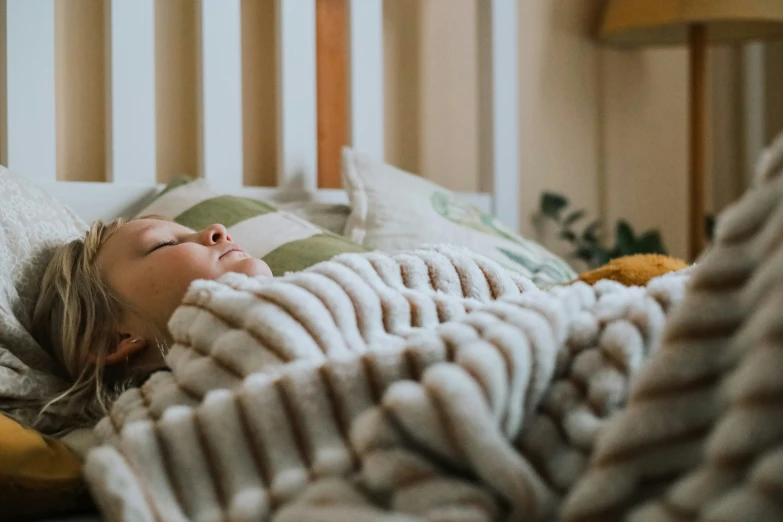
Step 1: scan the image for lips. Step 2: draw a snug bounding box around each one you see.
[219,247,246,260]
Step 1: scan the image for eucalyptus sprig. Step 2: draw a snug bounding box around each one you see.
[535,192,668,269]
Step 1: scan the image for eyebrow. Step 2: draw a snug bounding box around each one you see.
[137,223,156,235]
[134,224,160,255]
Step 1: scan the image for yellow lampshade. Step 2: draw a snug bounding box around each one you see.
[599,0,783,46]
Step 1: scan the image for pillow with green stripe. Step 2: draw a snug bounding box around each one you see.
[134,178,369,275]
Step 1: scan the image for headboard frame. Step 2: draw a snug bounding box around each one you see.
[2,0,519,228]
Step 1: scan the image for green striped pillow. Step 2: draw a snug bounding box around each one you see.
[135,178,369,275]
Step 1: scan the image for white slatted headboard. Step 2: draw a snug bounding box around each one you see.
[3,0,519,229]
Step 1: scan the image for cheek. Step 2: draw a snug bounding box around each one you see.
[139,248,216,302]
[165,247,221,284]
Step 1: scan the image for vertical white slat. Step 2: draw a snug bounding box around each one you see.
[200,0,243,187]
[108,0,155,184]
[348,0,384,161]
[277,0,317,190]
[743,42,766,185]
[6,0,56,180]
[478,0,519,231]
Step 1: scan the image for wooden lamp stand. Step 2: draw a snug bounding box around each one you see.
[688,24,707,261]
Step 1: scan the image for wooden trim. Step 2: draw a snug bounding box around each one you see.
[316,0,348,188]
[688,24,707,261]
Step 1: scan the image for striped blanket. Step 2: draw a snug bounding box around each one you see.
[81,135,783,522]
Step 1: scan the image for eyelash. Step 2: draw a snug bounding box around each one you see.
[151,240,176,252]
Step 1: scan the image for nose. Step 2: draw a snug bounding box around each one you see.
[200,224,232,245]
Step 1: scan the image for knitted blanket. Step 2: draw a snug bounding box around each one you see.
[560,133,783,522]
[80,240,686,522]
[80,133,783,522]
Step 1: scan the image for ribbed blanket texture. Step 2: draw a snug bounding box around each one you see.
[81,133,783,522]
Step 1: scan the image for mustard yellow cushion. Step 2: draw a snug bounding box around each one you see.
[577,254,689,287]
[0,413,92,520]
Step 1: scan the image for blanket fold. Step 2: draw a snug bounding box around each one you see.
[561,132,783,522]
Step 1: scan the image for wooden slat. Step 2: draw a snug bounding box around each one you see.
[200,0,243,187]
[478,0,519,231]
[348,0,384,161]
[6,0,56,180]
[316,0,348,188]
[277,0,317,191]
[108,0,155,184]
[240,0,277,187]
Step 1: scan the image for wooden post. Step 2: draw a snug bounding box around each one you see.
[316,0,348,188]
[688,24,707,261]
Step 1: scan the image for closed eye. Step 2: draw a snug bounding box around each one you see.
[149,240,176,254]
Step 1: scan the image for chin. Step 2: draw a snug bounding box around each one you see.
[236,257,273,278]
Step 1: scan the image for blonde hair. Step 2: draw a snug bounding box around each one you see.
[31,218,162,429]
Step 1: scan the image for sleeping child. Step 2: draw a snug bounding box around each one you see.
[28,213,695,522]
[31,217,273,429]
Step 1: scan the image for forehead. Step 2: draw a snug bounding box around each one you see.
[115,219,185,240]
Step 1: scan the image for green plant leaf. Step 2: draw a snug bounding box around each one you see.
[615,221,636,256]
[563,210,585,227]
[575,247,595,263]
[594,248,611,268]
[582,220,601,243]
[705,214,716,240]
[560,229,577,242]
[540,192,569,220]
[636,231,667,255]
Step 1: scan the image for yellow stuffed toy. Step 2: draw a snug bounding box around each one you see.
[576,254,689,287]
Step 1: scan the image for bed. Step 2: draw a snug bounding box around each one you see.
[4,0,521,226]
[5,2,783,522]
[1,1,531,520]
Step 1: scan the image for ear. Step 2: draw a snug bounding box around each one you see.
[105,335,148,366]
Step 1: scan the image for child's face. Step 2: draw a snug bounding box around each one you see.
[96,219,271,368]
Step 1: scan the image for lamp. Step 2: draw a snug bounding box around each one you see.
[598,0,783,261]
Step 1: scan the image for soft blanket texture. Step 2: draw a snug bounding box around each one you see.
[81,132,783,522]
[82,244,687,522]
[560,133,783,522]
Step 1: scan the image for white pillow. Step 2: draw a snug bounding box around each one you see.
[341,148,577,287]
[0,167,88,433]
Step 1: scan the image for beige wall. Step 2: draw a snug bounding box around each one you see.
[155,0,199,185]
[55,0,105,182]
[383,0,781,260]
[5,0,783,261]
[517,0,603,240]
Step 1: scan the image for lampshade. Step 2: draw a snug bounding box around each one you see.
[599,0,783,46]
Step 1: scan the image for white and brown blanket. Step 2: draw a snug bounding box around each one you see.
[82,135,783,522]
